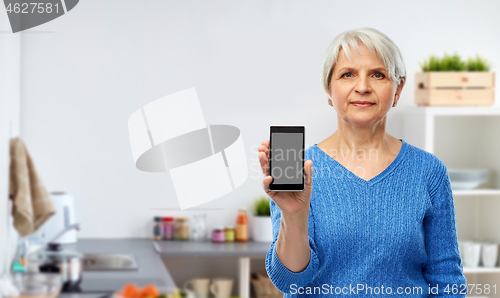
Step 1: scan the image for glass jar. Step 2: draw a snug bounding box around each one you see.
[174,217,189,240]
[224,226,235,242]
[162,217,174,240]
[190,214,207,241]
[153,217,163,240]
[211,226,226,243]
[26,242,83,290]
[235,208,248,242]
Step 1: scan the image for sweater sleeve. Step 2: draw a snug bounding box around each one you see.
[265,198,320,294]
[422,159,467,297]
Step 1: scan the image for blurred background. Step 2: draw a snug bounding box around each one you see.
[1,0,500,297]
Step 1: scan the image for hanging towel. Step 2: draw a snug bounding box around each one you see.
[8,137,55,237]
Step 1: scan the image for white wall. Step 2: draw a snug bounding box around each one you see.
[18,0,500,238]
[0,10,21,272]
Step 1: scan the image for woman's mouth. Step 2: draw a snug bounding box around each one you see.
[351,101,375,108]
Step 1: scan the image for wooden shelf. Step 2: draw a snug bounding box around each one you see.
[403,105,500,279]
[464,267,500,274]
[453,188,500,196]
[402,106,500,116]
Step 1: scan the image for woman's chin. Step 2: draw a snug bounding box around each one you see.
[344,114,380,126]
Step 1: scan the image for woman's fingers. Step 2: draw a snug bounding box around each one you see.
[257,145,269,155]
[305,160,313,188]
[258,141,269,152]
[259,151,270,176]
[261,175,274,195]
[258,141,312,207]
[258,141,270,176]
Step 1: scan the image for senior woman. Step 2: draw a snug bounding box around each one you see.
[258,27,467,297]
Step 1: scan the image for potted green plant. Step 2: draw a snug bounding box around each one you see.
[415,53,494,106]
[251,196,272,242]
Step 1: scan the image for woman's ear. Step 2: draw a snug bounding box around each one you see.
[394,78,405,106]
[397,78,405,93]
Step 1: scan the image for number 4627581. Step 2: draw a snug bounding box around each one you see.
[5,3,59,14]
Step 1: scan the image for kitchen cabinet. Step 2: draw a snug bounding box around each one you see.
[402,106,500,297]
[154,240,271,298]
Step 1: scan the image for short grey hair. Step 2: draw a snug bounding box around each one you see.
[319,27,406,99]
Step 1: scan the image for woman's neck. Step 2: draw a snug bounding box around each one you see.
[319,119,399,162]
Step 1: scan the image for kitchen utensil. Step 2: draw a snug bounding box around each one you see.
[210,278,233,298]
[179,288,196,298]
[235,208,248,242]
[183,278,210,298]
[0,274,19,297]
[153,217,162,240]
[26,224,83,292]
[162,217,174,240]
[252,216,273,242]
[462,242,481,268]
[190,214,207,241]
[458,240,464,259]
[174,217,189,240]
[448,169,489,190]
[211,227,225,243]
[82,254,139,271]
[481,243,498,267]
[224,226,235,242]
[9,272,62,298]
[34,192,78,244]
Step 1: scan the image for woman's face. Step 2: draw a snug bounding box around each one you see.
[329,43,403,127]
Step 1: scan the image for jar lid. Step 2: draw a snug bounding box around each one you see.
[225,226,234,229]
[162,217,174,222]
[214,226,224,230]
[238,207,247,211]
[175,217,188,222]
[154,216,162,222]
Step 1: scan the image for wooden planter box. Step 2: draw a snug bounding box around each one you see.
[415,72,495,106]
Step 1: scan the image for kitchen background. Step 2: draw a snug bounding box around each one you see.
[1,0,500,296]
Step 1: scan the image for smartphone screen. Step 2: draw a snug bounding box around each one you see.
[269,126,305,191]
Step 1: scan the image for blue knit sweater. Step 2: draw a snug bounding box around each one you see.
[265,139,467,297]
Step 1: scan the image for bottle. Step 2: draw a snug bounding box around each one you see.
[235,208,248,242]
[174,217,190,240]
[211,226,226,243]
[12,237,27,272]
[153,217,163,240]
[224,226,235,242]
[163,217,174,240]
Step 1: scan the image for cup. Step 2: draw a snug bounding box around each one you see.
[462,242,481,268]
[481,243,498,268]
[458,241,464,257]
[179,288,196,298]
[184,278,210,298]
[210,278,233,298]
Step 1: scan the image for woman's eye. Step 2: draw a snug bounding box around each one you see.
[342,72,352,78]
[374,72,386,79]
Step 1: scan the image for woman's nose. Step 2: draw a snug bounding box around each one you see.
[355,77,371,94]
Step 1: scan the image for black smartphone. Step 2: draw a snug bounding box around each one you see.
[268,126,305,191]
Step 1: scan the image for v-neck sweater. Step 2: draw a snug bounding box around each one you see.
[265,139,467,297]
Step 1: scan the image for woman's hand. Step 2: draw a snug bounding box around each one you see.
[258,140,313,216]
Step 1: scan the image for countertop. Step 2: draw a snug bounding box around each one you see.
[58,239,176,298]
[154,239,272,257]
[56,238,273,298]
